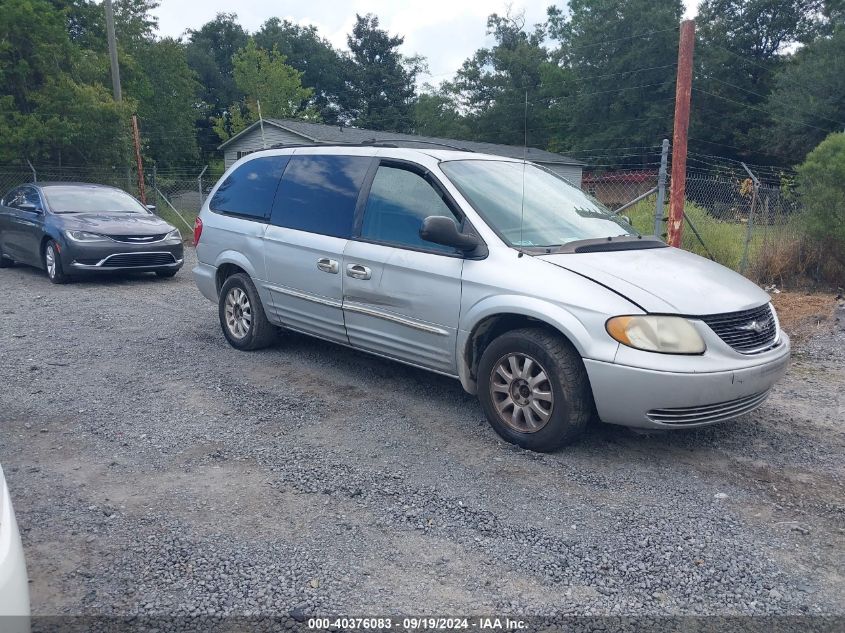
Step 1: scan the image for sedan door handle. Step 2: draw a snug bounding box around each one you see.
[346,263,371,280]
[316,258,339,274]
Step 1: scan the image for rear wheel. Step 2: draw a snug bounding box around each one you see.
[44,240,69,284]
[218,273,276,350]
[477,327,593,452]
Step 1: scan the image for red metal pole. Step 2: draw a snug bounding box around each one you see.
[131,114,147,205]
[667,19,695,248]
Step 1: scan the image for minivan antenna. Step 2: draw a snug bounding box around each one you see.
[519,90,528,250]
[257,99,267,149]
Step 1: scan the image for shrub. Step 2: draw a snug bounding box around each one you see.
[797,133,845,242]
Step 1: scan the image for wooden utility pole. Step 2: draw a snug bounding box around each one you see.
[131,115,146,204]
[667,19,695,248]
[104,0,122,102]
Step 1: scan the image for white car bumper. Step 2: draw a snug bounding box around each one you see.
[0,465,30,624]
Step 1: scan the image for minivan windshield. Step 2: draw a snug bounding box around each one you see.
[440,160,636,248]
[42,186,149,214]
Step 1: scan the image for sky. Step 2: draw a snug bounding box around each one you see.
[152,0,700,85]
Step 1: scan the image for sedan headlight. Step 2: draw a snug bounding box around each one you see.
[166,229,182,241]
[65,230,109,242]
[606,315,706,354]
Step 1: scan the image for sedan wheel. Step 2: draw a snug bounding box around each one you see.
[44,241,68,284]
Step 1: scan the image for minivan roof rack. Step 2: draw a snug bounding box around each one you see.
[265,140,474,152]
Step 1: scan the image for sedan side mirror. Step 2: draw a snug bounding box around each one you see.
[18,202,41,213]
[420,216,481,253]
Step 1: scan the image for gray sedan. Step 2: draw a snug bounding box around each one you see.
[0,182,183,283]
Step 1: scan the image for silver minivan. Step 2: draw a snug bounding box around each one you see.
[193,145,790,451]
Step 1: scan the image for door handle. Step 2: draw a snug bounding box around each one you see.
[346,263,371,280]
[316,258,339,274]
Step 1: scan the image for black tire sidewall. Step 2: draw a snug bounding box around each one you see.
[478,331,586,451]
[218,273,271,350]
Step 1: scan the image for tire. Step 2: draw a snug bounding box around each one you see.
[155,269,179,278]
[477,327,593,452]
[218,272,276,350]
[0,241,12,268]
[44,240,69,284]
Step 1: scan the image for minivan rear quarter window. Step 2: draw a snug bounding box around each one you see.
[210,155,290,220]
[270,155,371,238]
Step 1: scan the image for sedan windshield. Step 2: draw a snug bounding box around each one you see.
[440,160,635,248]
[42,186,148,214]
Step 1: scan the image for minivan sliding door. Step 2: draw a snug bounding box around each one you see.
[263,154,372,344]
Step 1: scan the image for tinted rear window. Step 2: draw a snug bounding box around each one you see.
[210,155,290,219]
[270,155,371,238]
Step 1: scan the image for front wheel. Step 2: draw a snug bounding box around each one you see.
[44,240,69,284]
[218,273,277,350]
[477,328,593,452]
[155,269,179,278]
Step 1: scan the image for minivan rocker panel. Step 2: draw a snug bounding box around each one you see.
[193,146,790,451]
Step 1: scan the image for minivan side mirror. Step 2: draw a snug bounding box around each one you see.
[145,204,157,212]
[420,216,481,253]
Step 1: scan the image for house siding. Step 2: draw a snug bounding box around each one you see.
[539,162,583,188]
[223,126,310,168]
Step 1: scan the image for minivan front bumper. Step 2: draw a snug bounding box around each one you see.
[584,334,790,429]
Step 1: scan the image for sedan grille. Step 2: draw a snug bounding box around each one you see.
[100,252,176,268]
[647,390,770,425]
[108,234,168,243]
[700,304,778,353]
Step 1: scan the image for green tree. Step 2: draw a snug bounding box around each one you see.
[693,0,824,162]
[133,38,201,167]
[765,28,845,161]
[186,13,249,153]
[546,0,682,163]
[254,18,355,123]
[413,84,470,138]
[796,133,845,247]
[347,14,424,132]
[0,0,133,164]
[451,12,553,147]
[212,39,314,141]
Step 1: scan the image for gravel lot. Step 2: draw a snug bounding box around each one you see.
[1,248,843,623]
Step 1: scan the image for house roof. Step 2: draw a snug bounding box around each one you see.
[218,118,584,166]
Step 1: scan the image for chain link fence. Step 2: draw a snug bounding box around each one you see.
[0,153,817,283]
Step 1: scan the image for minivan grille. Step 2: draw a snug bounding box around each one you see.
[647,390,770,425]
[700,304,778,353]
[101,252,176,267]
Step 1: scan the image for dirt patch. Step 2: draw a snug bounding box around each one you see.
[771,291,838,343]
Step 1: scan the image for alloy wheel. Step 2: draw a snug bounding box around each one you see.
[489,353,555,433]
[45,245,56,279]
[224,287,252,339]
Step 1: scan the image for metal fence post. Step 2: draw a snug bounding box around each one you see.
[739,162,760,274]
[654,139,669,237]
[26,159,37,183]
[198,165,208,208]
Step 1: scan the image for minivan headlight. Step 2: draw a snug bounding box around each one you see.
[166,229,182,241]
[65,230,109,242]
[606,315,705,354]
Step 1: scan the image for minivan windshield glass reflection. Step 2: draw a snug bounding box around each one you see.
[441,160,636,248]
[43,187,148,214]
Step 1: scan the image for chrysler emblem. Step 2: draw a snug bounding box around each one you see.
[736,320,766,334]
